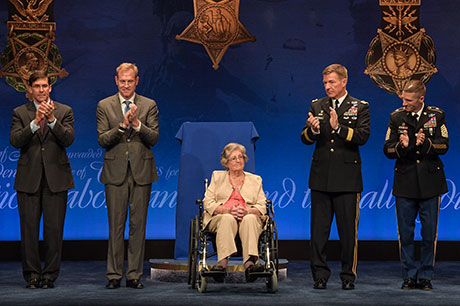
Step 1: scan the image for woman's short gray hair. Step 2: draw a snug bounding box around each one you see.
[220,142,248,169]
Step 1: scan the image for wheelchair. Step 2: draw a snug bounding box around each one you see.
[187,181,279,293]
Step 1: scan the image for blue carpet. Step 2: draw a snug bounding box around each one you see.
[1,261,460,305]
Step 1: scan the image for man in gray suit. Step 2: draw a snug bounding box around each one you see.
[10,71,74,289]
[97,63,159,289]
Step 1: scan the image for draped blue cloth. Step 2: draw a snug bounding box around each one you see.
[174,122,259,259]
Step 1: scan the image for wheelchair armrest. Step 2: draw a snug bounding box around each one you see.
[265,200,275,218]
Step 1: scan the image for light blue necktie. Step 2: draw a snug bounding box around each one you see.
[123,100,131,114]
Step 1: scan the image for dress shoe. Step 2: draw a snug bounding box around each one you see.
[342,279,355,290]
[105,279,121,289]
[26,278,40,289]
[313,279,327,289]
[401,278,417,290]
[126,279,144,289]
[418,279,432,291]
[41,279,54,289]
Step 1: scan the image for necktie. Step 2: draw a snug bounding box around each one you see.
[413,113,419,122]
[123,101,131,114]
[40,118,45,136]
[333,99,339,110]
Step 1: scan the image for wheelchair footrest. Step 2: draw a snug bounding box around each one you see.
[201,270,227,277]
[247,271,273,278]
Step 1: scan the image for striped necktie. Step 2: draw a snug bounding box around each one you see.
[123,101,131,114]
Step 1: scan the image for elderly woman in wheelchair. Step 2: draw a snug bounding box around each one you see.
[203,142,267,282]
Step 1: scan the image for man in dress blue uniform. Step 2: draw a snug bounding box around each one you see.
[301,64,370,290]
[384,80,449,290]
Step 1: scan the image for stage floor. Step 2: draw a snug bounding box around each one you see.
[1,261,460,305]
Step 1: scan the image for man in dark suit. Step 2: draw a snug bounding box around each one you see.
[384,80,448,291]
[301,64,370,290]
[10,71,74,289]
[97,63,159,289]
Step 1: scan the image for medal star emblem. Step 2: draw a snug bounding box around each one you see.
[175,0,256,70]
[364,1,437,96]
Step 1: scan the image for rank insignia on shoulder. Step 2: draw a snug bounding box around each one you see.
[391,107,404,114]
[360,100,369,105]
[312,99,319,103]
[427,106,442,113]
[441,124,448,138]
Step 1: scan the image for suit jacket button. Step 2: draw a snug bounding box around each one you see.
[330,148,334,152]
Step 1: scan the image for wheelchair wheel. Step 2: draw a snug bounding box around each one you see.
[266,267,278,293]
[188,216,199,289]
[197,272,207,293]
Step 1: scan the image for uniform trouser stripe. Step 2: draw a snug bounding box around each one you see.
[352,193,360,278]
[433,196,440,266]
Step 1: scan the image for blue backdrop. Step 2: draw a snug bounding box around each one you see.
[0,0,459,242]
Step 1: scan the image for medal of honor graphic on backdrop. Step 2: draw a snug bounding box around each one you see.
[0,0,67,93]
[364,0,437,95]
[175,0,255,70]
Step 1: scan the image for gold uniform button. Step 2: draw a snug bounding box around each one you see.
[330,148,334,152]
[331,139,334,143]
[126,152,129,155]
[416,151,420,155]
[41,147,45,151]
[416,160,420,164]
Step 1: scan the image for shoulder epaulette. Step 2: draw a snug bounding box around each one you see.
[391,107,405,115]
[312,99,319,103]
[359,100,369,105]
[427,106,443,113]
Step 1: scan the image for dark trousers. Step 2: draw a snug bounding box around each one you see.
[310,190,360,282]
[105,167,151,281]
[17,175,67,282]
[395,196,440,281]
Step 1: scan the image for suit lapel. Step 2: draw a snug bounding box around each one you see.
[111,95,124,122]
[336,94,351,118]
[321,98,332,115]
[417,105,429,130]
[26,102,36,123]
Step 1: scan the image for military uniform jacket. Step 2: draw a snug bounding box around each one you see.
[301,94,370,193]
[10,101,75,193]
[383,105,448,199]
[97,94,159,185]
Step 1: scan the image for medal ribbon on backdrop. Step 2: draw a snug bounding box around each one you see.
[0,0,68,95]
[364,0,437,96]
[175,0,255,70]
